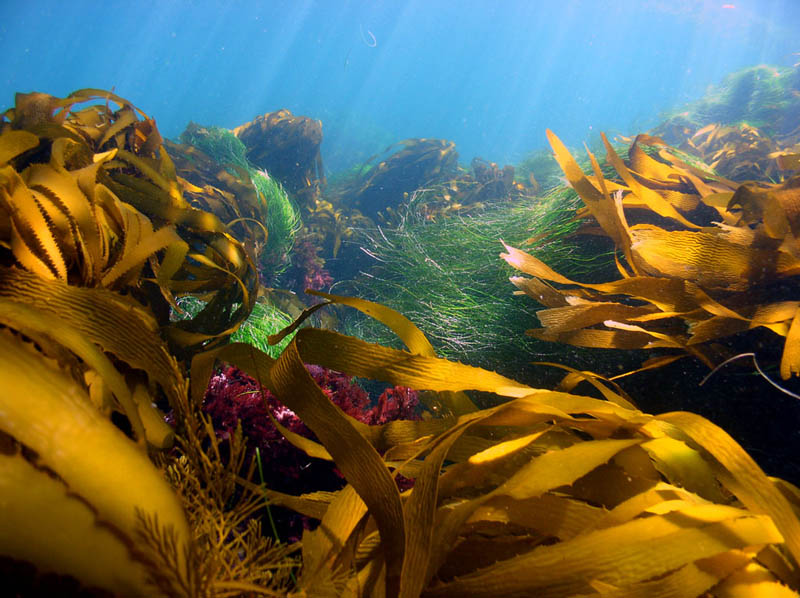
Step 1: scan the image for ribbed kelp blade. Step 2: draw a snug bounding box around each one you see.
[0,331,189,596]
[0,268,186,414]
[308,290,478,415]
[657,412,800,577]
[0,128,39,163]
[629,225,798,290]
[546,129,633,252]
[293,327,536,398]
[272,335,407,598]
[425,504,781,597]
[601,132,700,229]
[188,292,800,596]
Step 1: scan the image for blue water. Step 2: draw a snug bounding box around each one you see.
[2,0,799,172]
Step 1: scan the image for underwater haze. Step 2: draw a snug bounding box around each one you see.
[3,0,799,172]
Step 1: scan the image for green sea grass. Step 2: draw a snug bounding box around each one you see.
[338,187,615,379]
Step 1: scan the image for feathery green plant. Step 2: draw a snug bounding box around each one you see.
[180,125,301,281]
[231,300,296,359]
[338,188,615,379]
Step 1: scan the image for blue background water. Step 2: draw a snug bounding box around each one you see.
[2,0,799,172]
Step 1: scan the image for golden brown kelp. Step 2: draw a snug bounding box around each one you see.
[686,122,784,182]
[0,89,273,596]
[339,138,459,220]
[165,136,270,260]
[233,109,325,209]
[502,130,800,379]
[193,294,800,597]
[0,89,259,354]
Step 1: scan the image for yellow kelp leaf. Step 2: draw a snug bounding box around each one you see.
[537,361,636,409]
[494,438,642,501]
[300,485,368,586]
[713,561,799,597]
[0,331,189,593]
[580,551,754,598]
[0,129,39,164]
[0,164,67,279]
[528,325,667,350]
[0,268,186,412]
[308,290,478,415]
[272,336,406,597]
[467,494,605,541]
[101,218,184,288]
[509,275,571,307]
[502,243,701,313]
[658,412,800,573]
[536,301,656,333]
[267,406,333,461]
[640,437,727,502]
[781,305,800,379]
[400,419,477,598]
[0,452,154,596]
[0,297,146,443]
[602,132,701,229]
[629,225,797,290]
[309,290,436,355]
[132,381,174,449]
[294,327,536,398]
[425,504,781,597]
[589,482,709,530]
[547,130,633,252]
[253,487,335,521]
[628,134,683,184]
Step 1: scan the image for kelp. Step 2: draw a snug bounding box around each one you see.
[653,65,800,144]
[0,89,258,354]
[502,129,800,379]
[382,157,532,225]
[0,90,279,595]
[4,87,800,598]
[686,122,784,182]
[0,326,192,596]
[232,109,325,209]
[334,138,459,220]
[167,129,301,283]
[304,197,371,259]
[192,294,800,597]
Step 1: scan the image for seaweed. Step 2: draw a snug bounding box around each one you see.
[233,109,325,210]
[338,187,615,379]
[175,124,302,284]
[192,292,800,597]
[503,129,800,380]
[3,87,800,598]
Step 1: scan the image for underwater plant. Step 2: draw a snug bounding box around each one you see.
[281,235,334,294]
[175,124,302,285]
[0,89,308,597]
[339,186,615,379]
[332,138,459,220]
[191,291,800,597]
[502,129,800,381]
[232,108,325,209]
[655,65,800,144]
[4,86,800,598]
[203,361,420,541]
[230,299,297,358]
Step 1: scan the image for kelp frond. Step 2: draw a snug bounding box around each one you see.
[503,130,800,379]
[189,293,800,598]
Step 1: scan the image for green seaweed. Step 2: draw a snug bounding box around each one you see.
[180,124,301,281]
[338,187,615,379]
[230,300,296,359]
